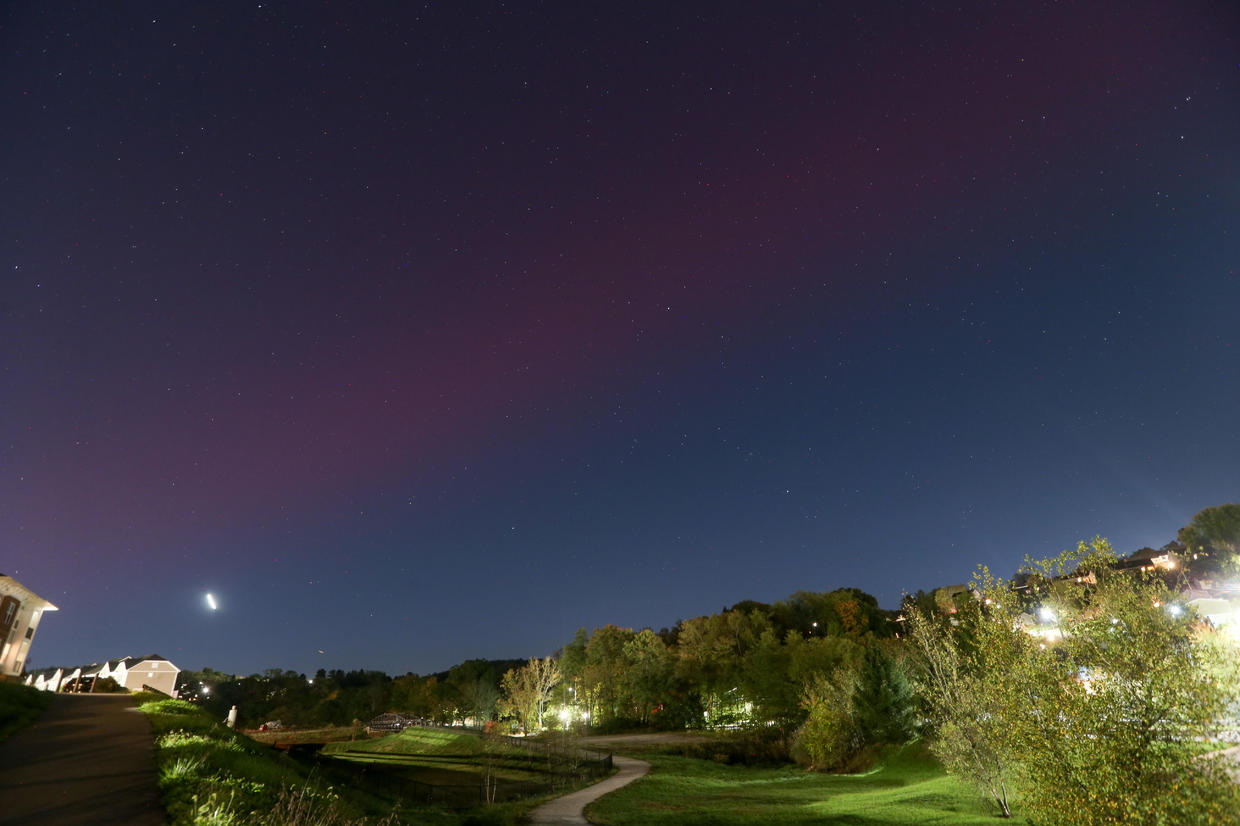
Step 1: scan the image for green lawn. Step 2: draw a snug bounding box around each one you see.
[0,681,51,742]
[586,744,1025,826]
[327,727,612,791]
[329,726,500,757]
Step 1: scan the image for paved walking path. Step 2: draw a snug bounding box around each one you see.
[527,755,651,824]
[0,693,166,825]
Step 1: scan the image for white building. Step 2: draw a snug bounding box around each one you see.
[0,575,58,681]
[26,654,181,696]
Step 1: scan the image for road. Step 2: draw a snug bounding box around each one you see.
[0,693,165,825]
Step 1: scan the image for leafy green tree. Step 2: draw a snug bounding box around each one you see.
[852,643,916,746]
[1180,503,1240,572]
[583,625,637,724]
[446,659,518,725]
[389,673,445,719]
[906,590,1016,817]
[620,629,676,723]
[738,629,797,727]
[676,609,770,724]
[911,538,1240,824]
[737,630,862,732]
[499,656,562,733]
[793,667,862,771]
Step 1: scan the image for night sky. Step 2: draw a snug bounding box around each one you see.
[4,1,1238,678]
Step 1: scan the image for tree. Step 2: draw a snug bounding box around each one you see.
[852,643,916,746]
[447,659,518,725]
[906,588,1016,818]
[793,667,862,771]
[676,609,770,725]
[1180,503,1240,573]
[499,656,562,733]
[390,673,446,719]
[583,625,637,724]
[620,629,676,723]
[910,538,1240,824]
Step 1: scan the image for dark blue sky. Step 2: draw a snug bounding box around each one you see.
[3,0,1238,677]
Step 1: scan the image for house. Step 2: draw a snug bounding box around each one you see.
[0,575,58,682]
[106,654,180,695]
[27,666,63,692]
[25,654,181,696]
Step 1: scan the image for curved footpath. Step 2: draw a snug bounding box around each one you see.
[527,755,651,825]
[0,693,166,825]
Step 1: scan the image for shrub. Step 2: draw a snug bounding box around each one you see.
[0,682,52,741]
[793,668,862,771]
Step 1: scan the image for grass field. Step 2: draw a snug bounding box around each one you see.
[245,724,364,746]
[585,743,1026,826]
[0,681,51,742]
[327,727,613,798]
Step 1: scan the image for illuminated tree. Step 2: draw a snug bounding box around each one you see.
[499,656,562,733]
[910,538,1240,824]
[620,629,676,723]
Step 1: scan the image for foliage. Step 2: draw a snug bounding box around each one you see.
[0,681,52,741]
[909,537,1240,825]
[906,586,1016,817]
[583,625,638,724]
[1179,503,1240,573]
[179,661,526,731]
[136,694,402,825]
[791,641,916,772]
[446,660,522,726]
[771,588,894,639]
[852,643,917,746]
[498,657,561,733]
[793,668,862,771]
[675,610,770,725]
[261,784,397,826]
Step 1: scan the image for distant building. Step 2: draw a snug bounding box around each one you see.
[0,575,58,681]
[366,712,417,734]
[26,654,181,696]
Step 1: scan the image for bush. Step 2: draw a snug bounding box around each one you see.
[0,682,52,741]
[792,669,862,771]
[909,538,1240,824]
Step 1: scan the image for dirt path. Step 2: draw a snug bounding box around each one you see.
[526,755,651,824]
[0,693,166,825]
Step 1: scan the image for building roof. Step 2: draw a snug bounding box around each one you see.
[0,575,59,611]
[127,654,170,664]
[34,655,179,678]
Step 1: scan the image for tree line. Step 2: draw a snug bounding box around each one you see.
[182,504,1240,824]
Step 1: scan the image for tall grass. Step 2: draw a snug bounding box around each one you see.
[134,693,400,825]
[0,681,52,741]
